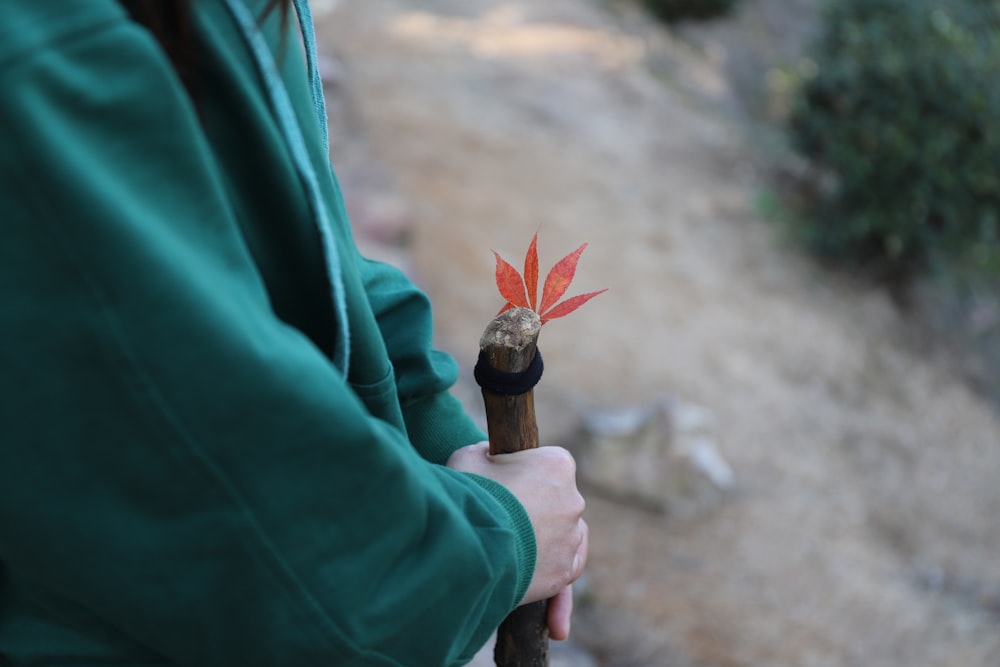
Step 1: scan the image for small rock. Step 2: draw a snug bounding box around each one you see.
[574,398,733,517]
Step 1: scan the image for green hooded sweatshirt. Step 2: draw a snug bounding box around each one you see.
[0,1,535,665]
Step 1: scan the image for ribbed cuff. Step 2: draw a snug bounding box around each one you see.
[463,473,537,607]
[402,391,487,465]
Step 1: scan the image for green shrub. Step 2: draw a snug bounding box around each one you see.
[786,0,1000,277]
[641,0,740,23]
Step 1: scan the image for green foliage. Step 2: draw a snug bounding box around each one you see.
[641,0,740,23]
[786,0,1000,278]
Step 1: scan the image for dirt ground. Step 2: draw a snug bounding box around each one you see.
[313,0,1000,664]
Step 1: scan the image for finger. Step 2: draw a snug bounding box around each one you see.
[546,585,573,641]
[571,519,589,583]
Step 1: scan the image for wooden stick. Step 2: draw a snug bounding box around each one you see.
[479,307,549,667]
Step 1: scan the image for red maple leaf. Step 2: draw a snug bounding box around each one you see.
[494,233,607,324]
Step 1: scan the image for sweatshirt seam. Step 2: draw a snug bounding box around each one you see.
[219,0,351,374]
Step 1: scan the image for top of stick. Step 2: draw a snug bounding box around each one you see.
[480,308,542,353]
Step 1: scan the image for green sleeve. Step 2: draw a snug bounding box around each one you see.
[359,257,489,464]
[0,4,531,666]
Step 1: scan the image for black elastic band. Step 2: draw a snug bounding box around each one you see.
[474,348,544,396]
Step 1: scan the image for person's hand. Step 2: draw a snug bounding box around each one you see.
[447,442,588,639]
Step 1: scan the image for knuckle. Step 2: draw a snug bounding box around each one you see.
[544,445,577,472]
[565,499,584,522]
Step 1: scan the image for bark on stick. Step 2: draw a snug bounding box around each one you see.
[478,308,549,667]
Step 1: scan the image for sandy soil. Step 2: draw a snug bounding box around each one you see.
[314,0,1000,664]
